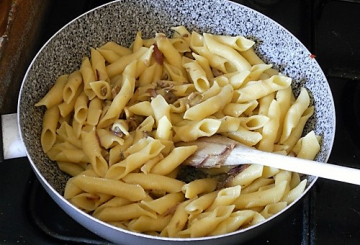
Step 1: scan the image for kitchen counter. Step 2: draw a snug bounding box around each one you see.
[0,0,50,114]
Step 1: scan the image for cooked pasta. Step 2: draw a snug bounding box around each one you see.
[36,27,320,238]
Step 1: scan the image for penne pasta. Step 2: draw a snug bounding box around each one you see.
[99,41,132,56]
[212,34,255,52]
[156,33,185,75]
[73,91,89,124]
[36,27,321,238]
[128,215,173,233]
[80,57,96,99]
[63,70,83,104]
[123,172,184,193]
[183,58,210,92]
[94,202,156,222]
[81,129,108,177]
[236,75,291,103]
[182,178,218,199]
[98,61,136,128]
[89,80,111,100]
[150,145,197,175]
[173,119,221,142]
[280,87,311,143]
[141,192,185,215]
[35,74,68,108]
[203,33,251,72]
[106,47,148,78]
[69,174,146,201]
[234,181,288,209]
[91,47,109,82]
[209,210,257,235]
[184,84,234,121]
[40,106,60,153]
[106,138,165,179]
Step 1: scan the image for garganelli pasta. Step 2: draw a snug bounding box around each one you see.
[36,27,321,238]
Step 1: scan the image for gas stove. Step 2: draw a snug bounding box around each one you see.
[1,0,360,244]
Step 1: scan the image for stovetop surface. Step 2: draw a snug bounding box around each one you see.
[1,0,360,244]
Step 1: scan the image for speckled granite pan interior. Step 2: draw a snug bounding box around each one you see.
[19,0,334,240]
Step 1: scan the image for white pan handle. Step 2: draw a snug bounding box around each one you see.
[1,113,27,161]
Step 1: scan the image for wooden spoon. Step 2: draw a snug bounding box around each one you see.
[177,135,360,185]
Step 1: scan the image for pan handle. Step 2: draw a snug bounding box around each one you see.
[0,113,27,162]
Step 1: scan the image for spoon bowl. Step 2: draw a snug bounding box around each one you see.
[180,135,360,185]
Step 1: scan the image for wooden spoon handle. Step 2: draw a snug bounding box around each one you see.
[230,145,360,185]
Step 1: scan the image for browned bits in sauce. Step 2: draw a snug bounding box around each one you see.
[153,44,164,65]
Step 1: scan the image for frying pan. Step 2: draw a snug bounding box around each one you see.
[3,0,335,244]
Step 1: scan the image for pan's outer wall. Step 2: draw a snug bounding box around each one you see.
[18,0,335,244]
